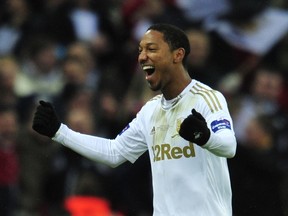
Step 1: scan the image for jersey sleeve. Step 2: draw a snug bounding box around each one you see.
[194,89,237,158]
[52,124,127,168]
[114,110,148,163]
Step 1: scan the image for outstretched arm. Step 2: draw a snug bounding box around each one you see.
[32,101,127,167]
[53,124,127,167]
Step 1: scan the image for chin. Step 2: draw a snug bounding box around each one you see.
[148,82,161,92]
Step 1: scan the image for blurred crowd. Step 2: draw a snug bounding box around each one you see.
[0,0,288,215]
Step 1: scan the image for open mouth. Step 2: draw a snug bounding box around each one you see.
[142,65,155,76]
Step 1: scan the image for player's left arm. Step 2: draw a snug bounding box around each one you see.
[202,113,237,158]
[179,90,237,158]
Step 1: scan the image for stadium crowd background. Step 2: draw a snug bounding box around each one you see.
[0,0,288,215]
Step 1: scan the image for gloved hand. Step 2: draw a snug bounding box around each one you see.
[32,100,61,138]
[179,109,210,146]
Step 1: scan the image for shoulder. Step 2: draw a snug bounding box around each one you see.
[142,94,162,109]
[190,80,215,93]
[147,94,162,102]
[133,94,162,119]
[189,80,227,113]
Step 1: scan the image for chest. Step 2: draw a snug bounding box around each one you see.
[146,98,198,162]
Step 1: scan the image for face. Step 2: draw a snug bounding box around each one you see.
[35,46,57,73]
[138,30,177,91]
[245,118,272,150]
[0,111,18,148]
[253,69,283,100]
[63,60,87,84]
[186,30,210,66]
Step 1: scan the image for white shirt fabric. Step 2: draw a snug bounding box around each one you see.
[53,79,237,216]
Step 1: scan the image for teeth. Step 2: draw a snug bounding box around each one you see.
[143,65,155,71]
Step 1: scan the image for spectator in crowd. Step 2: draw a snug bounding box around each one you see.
[122,0,187,42]
[50,106,123,215]
[65,41,101,91]
[205,0,288,91]
[185,27,223,88]
[231,66,284,144]
[94,91,125,138]
[53,54,97,122]
[0,0,33,56]
[30,0,76,47]
[0,108,20,216]
[15,104,60,216]
[0,56,20,109]
[64,170,122,216]
[15,36,64,101]
[229,114,286,216]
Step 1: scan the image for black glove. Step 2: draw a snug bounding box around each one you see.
[32,100,61,138]
[179,109,211,146]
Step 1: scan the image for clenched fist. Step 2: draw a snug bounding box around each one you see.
[32,100,61,138]
[179,109,210,146]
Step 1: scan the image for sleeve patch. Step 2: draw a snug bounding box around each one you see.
[119,124,130,135]
[211,119,231,133]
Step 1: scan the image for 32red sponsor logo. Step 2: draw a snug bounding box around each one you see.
[152,143,195,162]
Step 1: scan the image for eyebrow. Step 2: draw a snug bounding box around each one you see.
[139,42,157,47]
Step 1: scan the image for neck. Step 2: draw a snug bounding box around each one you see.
[162,70,192,100]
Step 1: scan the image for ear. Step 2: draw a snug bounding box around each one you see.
[173,48,185,64]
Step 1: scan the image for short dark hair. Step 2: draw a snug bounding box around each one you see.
[147,23,191,66]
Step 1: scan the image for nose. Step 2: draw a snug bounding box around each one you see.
[138,50,148,63]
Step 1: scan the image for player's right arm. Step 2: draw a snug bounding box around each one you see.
[32,101,130,167]
[52,124,127,167]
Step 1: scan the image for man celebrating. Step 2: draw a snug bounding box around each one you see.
[33,23,237,216]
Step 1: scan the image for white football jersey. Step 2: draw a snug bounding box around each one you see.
[54,79,236,216]
[114,80,236,216]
